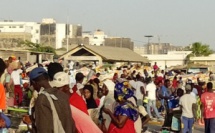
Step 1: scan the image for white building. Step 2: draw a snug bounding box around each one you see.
[42,18,56,24]
[190,54,215,66]
[0,21,40,43]
[55,24,66,49]
[83,30,107,46]
[142,51,192,69]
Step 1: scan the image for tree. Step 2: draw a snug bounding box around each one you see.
[185,42,213,64]
[19,40,56,55]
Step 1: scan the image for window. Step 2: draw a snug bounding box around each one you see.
[94,37,98,39]
[19,26,23,28]
[36,39,38,43]
[94,44,96,46]
[0,26,3,28]
[12,26,16,28]
[36,30,39,33]
[100,44,103,46]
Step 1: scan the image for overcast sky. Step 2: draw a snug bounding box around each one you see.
[1,0,215,47]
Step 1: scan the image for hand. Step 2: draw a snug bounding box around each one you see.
[23,115,32,125]
[0,117,6,128]
[103,107,111,114]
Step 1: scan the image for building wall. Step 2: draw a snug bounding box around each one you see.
[89,30,107,46]
[56,24,66,49]
[142,53,187,69]
[145,43,183,54]
[105,38,134,50]
[0,22,40,44]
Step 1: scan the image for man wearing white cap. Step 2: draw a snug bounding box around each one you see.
[50,72,102,133]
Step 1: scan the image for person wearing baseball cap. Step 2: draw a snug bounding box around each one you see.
[29,67,77,133]
[179,84,197,133]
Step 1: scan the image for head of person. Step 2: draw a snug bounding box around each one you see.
[185,84,192,93]
[151,71,154,74]
[174,76,177,80]
[207,82,213,91]
[136,74,141,81]
[161,70,164,74]
[75,72,85,84]
[154,62,157,65]
[29,67,50,92]
[93,78,100,85]
[202,82,206,89]
[97,89,103,99]
[177,88,184,97]
[164,79,171,88]
[47,63,63,81]
[120,74,126,78]
[8,57,13,63]
[0,58,6,77]
[83,85,94,100]
[146,77,152,84]
[114,81,134,103]
[102,83,109,96]
[102,79,115,97]
[157,81,163,88]
[96,73,100,78]
[50,72,70,96]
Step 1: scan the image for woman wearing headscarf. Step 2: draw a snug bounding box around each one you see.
[83,85,98,109]
[99,79,116,131]
[83,85,100,126]
[102,81,139,133]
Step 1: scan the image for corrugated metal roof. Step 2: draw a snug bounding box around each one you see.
[59,45,148,63]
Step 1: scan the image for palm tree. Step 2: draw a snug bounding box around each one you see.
[185,42,213,64]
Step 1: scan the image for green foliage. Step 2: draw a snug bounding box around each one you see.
[19,40,56,55]
[185,42,213,64]
[190,42,213,57]
[56,47,67,51]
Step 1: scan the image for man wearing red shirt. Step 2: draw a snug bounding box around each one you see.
[201,82,215,133]
[153,62,158,71]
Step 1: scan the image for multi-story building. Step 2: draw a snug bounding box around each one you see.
[40,18,82,49]
[134,46,147,55]
[104,37,134,50]
[0,20,40,48]
[82,30,107,46]
[82,30,134,50]
[144,43,183,54]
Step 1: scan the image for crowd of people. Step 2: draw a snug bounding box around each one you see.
[0,57,215,133]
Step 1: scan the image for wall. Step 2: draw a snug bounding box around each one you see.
[0,22,40,44]
[0,50,28,61]
[105,38,134,50]
[56,24,66,49]
[142,54,186,69]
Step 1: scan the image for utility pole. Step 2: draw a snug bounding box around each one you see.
[66,16,69,52]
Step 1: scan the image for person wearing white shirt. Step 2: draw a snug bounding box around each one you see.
[145,77,162,119]
[11,69,23,105]
[134,75,145,106]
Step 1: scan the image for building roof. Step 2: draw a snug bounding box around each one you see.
[59,45,148,63]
